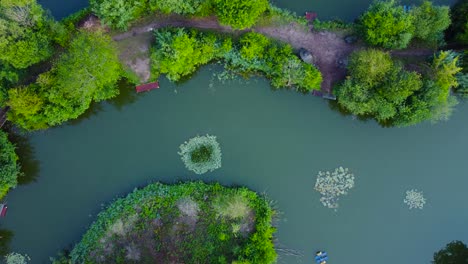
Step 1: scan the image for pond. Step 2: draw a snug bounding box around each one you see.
[4,1,467,263]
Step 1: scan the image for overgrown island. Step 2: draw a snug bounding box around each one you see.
[0,0,467,262]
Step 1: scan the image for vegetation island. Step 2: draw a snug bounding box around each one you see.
[0,0,467,262]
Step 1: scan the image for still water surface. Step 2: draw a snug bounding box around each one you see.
[4,1,467,263]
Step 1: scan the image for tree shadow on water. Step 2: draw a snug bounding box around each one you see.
[0,229,14,256]
[7,132,40,185]
[108,79,140,111]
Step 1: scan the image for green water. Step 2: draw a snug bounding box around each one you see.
[3,1,467,263]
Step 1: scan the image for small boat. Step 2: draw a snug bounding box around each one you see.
[0,204,8,217]
[135,81,159,93]
[315,251,328,264]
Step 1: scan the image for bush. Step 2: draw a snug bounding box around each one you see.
[0,131,22,199]
[336,49,460,126]
[178,135,222,174]
[151,29,322,93]
[447,0,468,44]
[410,1,450,45]
[152,28,231,81]
[7,30,123,130]
[359,0,414,49]
[433,240,468,264]
[0,0,54,69]
[213,0,268,29]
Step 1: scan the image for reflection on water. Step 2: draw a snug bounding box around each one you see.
[69,79,141,126]
[4,128,40,185]
[0,229,14,256]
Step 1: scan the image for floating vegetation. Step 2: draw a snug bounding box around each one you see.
[178,135,222,174]
[314,167,355,210]
[404,189,426,209]
[5,252,30,264]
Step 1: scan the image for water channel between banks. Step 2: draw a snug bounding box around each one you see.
[5,0,466,263]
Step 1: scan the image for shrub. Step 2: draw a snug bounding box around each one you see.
[213,0,268,29]
[0,131,22,199]
[410,1,450,44]
[152,28,232,81]
[359,0,414,49]
[178,135,222,174]
[433,240,468,264]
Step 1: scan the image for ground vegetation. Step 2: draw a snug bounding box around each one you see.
[70,182,277,264]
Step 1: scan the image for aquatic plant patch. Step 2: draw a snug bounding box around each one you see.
[178,134,222,174]
[314,167,355,210]
[70,182,277,264]
[404,189,426,209]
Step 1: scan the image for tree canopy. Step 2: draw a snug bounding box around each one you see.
[359,0,414,49]
[447,0,468,44]
[359,0,451,49]
[0,130,21,199]
[213,0,268,29]
[7,30,122,130]
[0,0,54,69]
[411,1,450,44]
[433,241,468,264]
[336,49,460,126]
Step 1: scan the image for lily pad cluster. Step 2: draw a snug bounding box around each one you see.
[314,167,355,210]
[178,135,222,174]
[404,189,426,209]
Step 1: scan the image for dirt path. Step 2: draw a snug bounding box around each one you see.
[112,15,360,91]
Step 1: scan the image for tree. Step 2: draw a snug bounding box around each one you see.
[0,0,53,68]
[7,30,123,130]
[0,131,22,199]
[447,0,468,44]
[213,0,268,29]
[90,0,147,30]
[411,1,450,44]
[149,0,211,15]
[337,49,423,122]
[152,28,231,81]
[359,0,414,49]
[433,241,468,264]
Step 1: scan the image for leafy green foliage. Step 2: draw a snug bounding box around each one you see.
[149,0,212,15]
[213,0,268,29]
[447,0,468,44]
[359,0,414,49]
[152,28,231,81]
[151,29,322,92]
[410,1,450,44]
[433,240,468,264]
[70,182,277,264]
[337,49,460,126]
[90,0,147,30]
[0,0,54,68]
[0,131,22,199]
[7,30,122,130]
[191,145,213,163]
